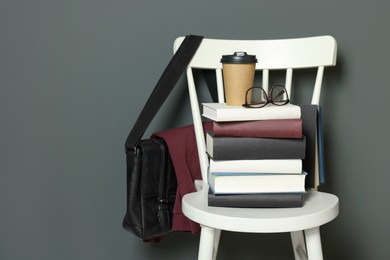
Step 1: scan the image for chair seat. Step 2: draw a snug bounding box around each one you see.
[182,180,339,233]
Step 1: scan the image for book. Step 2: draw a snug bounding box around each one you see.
[202,102,301,122]
[209,159,302,174]
[211,119,303,138]
[206,131,306,160]
[317,106,325,185]
[300,104,318,188]
[208,171,307,194]
[207,189,304,208]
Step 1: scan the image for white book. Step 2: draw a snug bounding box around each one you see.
[202,102,301,122]
[209,159,302,174]
[208,170,307,194]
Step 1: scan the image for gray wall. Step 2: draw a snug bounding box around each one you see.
[1,1,389,259]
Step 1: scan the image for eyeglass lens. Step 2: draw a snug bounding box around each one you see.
[245,87,268,108]
[270,85,289,105]
[245,85,289,108]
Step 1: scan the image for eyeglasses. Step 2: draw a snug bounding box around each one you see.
[242,85,290,108]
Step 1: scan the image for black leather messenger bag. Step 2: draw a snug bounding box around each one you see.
[122,35,204,241]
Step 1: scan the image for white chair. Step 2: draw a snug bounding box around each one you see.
[173,35,339,260]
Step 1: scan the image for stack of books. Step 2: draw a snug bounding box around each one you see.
[202,102,307,208]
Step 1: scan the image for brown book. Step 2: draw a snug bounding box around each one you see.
[212,119,303,138]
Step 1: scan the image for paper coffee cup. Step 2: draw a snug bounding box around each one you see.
[221,52,257,106]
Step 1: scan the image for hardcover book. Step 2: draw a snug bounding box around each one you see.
[207,189,304,208]
[208,171,307,194]
[202,102,301,122]
[211,119,303,138]
[209,159,303,174]
[300,104,318,188]
[317,106,325,184]
[206,132,306,160]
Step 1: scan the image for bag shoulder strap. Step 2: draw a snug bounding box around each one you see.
[125,35,204,151]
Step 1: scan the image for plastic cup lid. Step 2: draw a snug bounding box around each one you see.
[220,52,257,64]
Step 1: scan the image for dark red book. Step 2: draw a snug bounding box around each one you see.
[211,119,303,138]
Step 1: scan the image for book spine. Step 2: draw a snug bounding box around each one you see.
[209,159,302,174]
[202,103,301,122]
[207,134,306,160]
[317,106,325,184]
[208,192,304,208]
[300,104,318,189]
[212,119,303,138]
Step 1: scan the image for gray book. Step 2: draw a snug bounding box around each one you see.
[208,189,304,208]
[300,105,318,189]
[206,132,306,160]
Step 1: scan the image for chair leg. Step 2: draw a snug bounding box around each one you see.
[291,231,307,260]
[305,227,323,260]
[212,229,221,260]
[198,225,217,260]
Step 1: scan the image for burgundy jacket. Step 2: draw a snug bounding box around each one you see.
[153,121,212,234]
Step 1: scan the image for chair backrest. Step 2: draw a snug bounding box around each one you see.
[173,36,337,182]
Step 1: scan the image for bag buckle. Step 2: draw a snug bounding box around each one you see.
[157,199,169,210]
